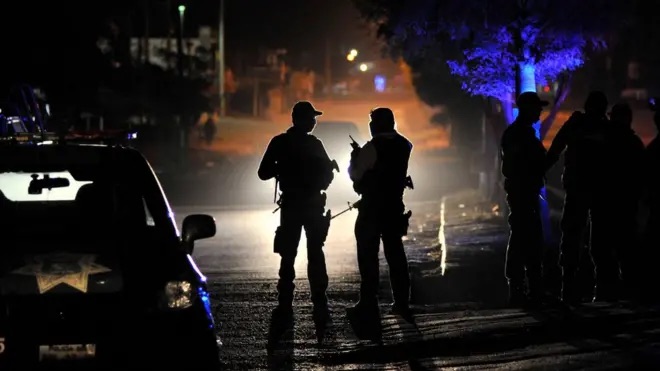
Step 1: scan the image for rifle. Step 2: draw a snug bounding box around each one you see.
[272,197,282,214]
[330,200,362,220]
[272,177,282,213]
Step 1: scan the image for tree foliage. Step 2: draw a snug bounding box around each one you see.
[354,0,626,99]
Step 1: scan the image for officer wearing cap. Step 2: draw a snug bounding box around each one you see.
[546,90,615,303]
[258,101,335,322]
[605,102,645,298]
[500,91,548,306]
[348,107,414,321]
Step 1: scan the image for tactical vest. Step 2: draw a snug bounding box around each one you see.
[276,130,332,197]
[358,133,412,202]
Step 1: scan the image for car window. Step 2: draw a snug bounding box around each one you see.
[0,146,174,253]
[0,171,153,238]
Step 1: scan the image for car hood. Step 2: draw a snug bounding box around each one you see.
[0,251,122,296]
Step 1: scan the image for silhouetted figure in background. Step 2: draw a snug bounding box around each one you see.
[348,107,414,323]
[642,104,660,300]
[203,115,216,145]
[606,102,645,297]
[258,101,334,325]
[500,92,548,306]
[547,91,614,303]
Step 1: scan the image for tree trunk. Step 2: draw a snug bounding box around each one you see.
[540,73,573,140]
[519,63,537,95]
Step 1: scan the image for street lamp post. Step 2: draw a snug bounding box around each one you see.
[218,0,226,116]
[177,5,186,77]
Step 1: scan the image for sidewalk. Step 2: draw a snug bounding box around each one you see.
[346,190,660,369]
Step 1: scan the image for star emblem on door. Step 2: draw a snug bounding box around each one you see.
[12,253,112,294]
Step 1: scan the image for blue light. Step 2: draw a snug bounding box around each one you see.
[198,287,215,329]
[374,75,386,92]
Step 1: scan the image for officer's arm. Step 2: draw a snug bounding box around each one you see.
[257,137,279,181]
[499,131,516,178]
[349,141,377,182]
[315,140,335,189]
[545,117,573,170]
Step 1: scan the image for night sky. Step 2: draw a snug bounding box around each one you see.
[1,0,370,59]
[0,0,373,89]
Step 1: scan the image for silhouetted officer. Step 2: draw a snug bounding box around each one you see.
[258,101,335,320]
[547,91,613,303]
[500,92,548,306]
[642,106,660,299]
[348,107,413,319]
[606,102,645,296]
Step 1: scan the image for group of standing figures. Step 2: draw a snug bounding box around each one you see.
[258,101,415,336]
[256,90,660,340]
[502,91,660,306]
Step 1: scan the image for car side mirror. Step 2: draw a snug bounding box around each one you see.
[181,214,216,255]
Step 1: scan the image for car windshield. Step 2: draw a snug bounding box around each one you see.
[0,145,175,255]
[313,121,364,163]
[313,121,363,146]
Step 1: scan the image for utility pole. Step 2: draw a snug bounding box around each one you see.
[165,0,172,68]
[218,0,226,116]
[144,0,150,64]
[143,0,150,126]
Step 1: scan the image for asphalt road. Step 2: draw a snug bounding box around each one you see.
[170,199,512,370]
[169,193,660,370]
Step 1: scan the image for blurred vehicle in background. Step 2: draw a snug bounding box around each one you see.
[312,120,365,206]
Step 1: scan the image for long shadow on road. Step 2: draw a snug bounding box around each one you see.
[323,303,660,368]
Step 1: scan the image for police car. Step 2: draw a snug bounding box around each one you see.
[0,123,221,369]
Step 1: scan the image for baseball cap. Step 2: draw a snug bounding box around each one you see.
[369,107,395,124]
[516,92,549,108]
[292,101,322,118]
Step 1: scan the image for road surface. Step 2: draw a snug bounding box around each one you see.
[169,196,660,370]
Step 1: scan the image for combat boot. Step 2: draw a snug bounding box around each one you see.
[390,302,414,322]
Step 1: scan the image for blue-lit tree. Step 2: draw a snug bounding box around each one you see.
[354,0,623,136]
[354,0,625,247]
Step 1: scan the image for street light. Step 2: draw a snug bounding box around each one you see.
[177,5,186,77]
[178,5,186,35]
[347,48,358,61]
[359,63,368,72]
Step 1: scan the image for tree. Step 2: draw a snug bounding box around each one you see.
[354,0,625,138]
